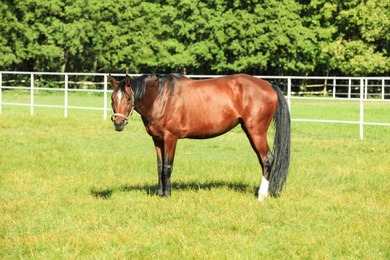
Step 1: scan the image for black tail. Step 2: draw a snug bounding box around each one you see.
[269,85,291,197]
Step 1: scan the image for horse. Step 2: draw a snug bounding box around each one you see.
[109,73,290,201]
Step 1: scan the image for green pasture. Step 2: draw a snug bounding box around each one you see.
[0,91,389,259]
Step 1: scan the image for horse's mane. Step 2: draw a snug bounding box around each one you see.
[123,73,185,100]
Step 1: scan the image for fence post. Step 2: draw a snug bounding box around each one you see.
[30,73,34,115]
[364,79,368,99]
[103,74,108,120]
[64,73,68,118]
[333,78,336,98]
[0,73,2,114]
[360,78,364,140]
[287,77,291,112]
[348,78,351,99]
[382,79,385,100]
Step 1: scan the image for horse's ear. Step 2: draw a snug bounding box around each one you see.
[125,74,131,87]
[109,74,118,90]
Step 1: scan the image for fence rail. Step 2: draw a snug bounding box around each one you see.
[1,71,389,139]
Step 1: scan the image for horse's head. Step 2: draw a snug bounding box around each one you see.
[109,74,135,131]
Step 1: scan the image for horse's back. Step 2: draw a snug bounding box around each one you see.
[183,74,274,93]
[175,74,272,94]
[191,74,277,104]
[231,74,275,94]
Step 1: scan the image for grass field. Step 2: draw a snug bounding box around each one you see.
[1,92,389,259]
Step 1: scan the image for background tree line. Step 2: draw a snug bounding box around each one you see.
[1,0,389,76]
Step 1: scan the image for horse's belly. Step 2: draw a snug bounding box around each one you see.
[180,111,240,139]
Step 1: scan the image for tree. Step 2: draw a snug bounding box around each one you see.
[0,0,388,76]
[335,0,390,75]
[0,1,20,70]
[299,0,390,76]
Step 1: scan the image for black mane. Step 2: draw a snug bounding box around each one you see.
[119,73,185,100]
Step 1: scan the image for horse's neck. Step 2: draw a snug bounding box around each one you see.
[134,78,159,115]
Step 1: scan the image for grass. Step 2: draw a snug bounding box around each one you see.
[290,98,390,123]
[0,92,389,259]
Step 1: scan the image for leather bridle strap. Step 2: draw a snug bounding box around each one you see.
[111,112,130,122]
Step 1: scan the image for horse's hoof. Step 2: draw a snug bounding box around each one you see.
[258,194,267,202]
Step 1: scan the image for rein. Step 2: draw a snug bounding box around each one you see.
[111,89,135,123]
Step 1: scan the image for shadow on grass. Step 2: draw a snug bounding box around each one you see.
[90,181,258,199]
[90,188,113,199]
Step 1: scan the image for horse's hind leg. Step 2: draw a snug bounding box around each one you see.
[242,126,274,201]
[258,150,274,201]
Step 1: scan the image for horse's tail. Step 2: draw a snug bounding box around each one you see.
[269,85,291,197]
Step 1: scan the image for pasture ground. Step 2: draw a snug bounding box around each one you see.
[0,92,389,259]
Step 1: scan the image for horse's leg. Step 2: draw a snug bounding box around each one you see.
[258,149,274,201]
[242,126,274,201]
[153,138,164,196]
[161,134,178,196]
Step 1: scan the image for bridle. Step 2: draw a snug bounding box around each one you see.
[111,88,135,124]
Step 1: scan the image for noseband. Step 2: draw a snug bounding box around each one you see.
[111,88,135,124]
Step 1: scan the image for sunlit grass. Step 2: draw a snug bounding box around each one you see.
[0,96,389,258]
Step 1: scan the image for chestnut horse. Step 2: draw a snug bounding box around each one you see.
[109,74,290,201]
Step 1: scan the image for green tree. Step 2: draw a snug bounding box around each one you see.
[300,0,390,76]
[336,0,390,75]
[0,0,389,76]
[300,0,339,75]
[0,1,20,70]
[3,0,65,71]
[156,0,316,75]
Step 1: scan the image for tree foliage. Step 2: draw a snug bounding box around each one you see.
[0,0,389,76]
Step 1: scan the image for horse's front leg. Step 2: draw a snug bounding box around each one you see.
[153,139,164,196]
[162,135,178,197]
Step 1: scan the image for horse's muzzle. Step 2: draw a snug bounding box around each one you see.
[111,113,129,131]
[113,119,128,131]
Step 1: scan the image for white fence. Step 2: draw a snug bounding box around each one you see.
[0,71,389,139]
